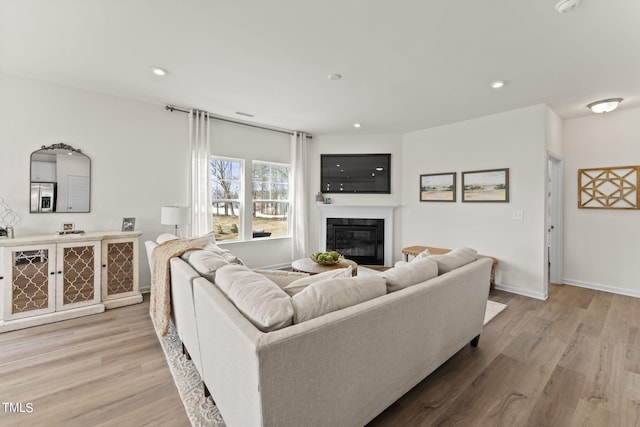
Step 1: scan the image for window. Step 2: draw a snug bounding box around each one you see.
[211,157,242,241]
[252,161,290,238]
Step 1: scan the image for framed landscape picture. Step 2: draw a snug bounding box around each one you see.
[420,172,456,202]
[462,168,509,202]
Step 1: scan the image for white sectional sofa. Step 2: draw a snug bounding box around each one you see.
[147,235,492,427]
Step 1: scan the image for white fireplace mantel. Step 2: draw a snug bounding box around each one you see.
[317,204,397,266]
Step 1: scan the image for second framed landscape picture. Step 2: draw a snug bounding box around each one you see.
[462,168,509,202]
[420,172,456,202]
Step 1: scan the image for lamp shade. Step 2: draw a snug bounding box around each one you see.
[161,206,190,226]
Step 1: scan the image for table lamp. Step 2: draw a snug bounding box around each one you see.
[161,206,190,237]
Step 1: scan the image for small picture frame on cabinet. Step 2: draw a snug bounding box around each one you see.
[122,217,136,232]
[61,222,75,231]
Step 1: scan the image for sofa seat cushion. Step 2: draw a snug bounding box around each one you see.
[291,275,386,324]
[380,257,439,293]
[214,264,294,332]
[428,247,478,274]
[283,266,353,296]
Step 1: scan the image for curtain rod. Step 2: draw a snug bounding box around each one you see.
[165,105,312,139]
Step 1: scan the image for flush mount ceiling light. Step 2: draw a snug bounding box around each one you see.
[490,80,506,89]
[353,123,362,128]
[150,66,168,76]
[587,98,623,114]
[328,73,342,80]
[555,0,581,14]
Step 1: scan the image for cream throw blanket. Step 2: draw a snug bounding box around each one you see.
[149,236,211,336]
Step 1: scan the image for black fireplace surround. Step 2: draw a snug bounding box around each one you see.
[326,218,384,265]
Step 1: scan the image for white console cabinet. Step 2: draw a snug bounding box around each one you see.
[0,231,142,332]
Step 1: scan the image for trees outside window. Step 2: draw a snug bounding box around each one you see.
[210,157,290,241]
[252,161,290,238]
[211,157,242,241]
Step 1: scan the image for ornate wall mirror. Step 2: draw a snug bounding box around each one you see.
[30,143,91,213]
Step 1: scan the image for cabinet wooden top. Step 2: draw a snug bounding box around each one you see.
[0,231,142,247]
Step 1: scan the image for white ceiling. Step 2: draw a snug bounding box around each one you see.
[1,0,639,135]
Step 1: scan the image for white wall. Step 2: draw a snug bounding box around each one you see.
[0,73,188,289]
[0,74,306,289]
[307,134,403,258]
[401,105,549,299]
[563,107,640,297]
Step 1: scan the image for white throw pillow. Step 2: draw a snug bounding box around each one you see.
[254,269,310,289]
[203,241,244,265]
[283,266,353,296]
[428,247,478,274]
[291,275,386,324]
[214,264,294,332]
[156,233,178,244]
[381,257,439,293]
[188,250,229,281]
[414,248,431,260]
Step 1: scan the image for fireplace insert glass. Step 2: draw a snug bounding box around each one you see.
[326,218,384,265]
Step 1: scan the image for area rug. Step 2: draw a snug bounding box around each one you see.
[156,321,226,426]
[484,300,507,325]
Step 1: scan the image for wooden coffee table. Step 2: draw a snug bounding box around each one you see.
[292,258,358,276]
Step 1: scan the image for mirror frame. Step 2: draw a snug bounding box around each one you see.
[30,143,91,213]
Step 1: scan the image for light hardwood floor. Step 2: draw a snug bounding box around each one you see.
[1,285,639,426]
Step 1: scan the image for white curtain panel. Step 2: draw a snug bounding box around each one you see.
[291,132,309,259]
[188,110,212,237]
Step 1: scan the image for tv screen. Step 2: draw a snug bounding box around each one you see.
[321,154,391,194]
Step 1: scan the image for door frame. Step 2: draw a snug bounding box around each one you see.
[547,151,564,285]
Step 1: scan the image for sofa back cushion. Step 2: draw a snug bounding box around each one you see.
[428,247,478,274]
[291,275,386,324]
[189,250,230,282]
[214,264,294,332]
[381,257,439,293]
[283,266,353,296]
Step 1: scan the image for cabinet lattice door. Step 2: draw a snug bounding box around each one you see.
[106,241,134,295]
[61,245,96,305]
[56,241,101,310]
[12,249,53,315]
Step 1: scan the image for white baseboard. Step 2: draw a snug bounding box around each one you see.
[493,283,548,300]
[562,278,640,298]
[140,285,150,293]
[253,262,292,271]
[0,304,105,333]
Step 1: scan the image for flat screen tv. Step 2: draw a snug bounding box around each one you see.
[321,154,391,194]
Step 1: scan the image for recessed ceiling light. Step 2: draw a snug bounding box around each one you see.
[328,73,342,80]
[587,98,623,114]
[150,66,168,76]
[353,123,362,128]
[490,80,505,89]
[555,0,581,14]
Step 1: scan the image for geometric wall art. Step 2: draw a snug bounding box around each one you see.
[578,166,640,209]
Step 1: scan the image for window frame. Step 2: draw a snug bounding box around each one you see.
[251,160,292,239]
